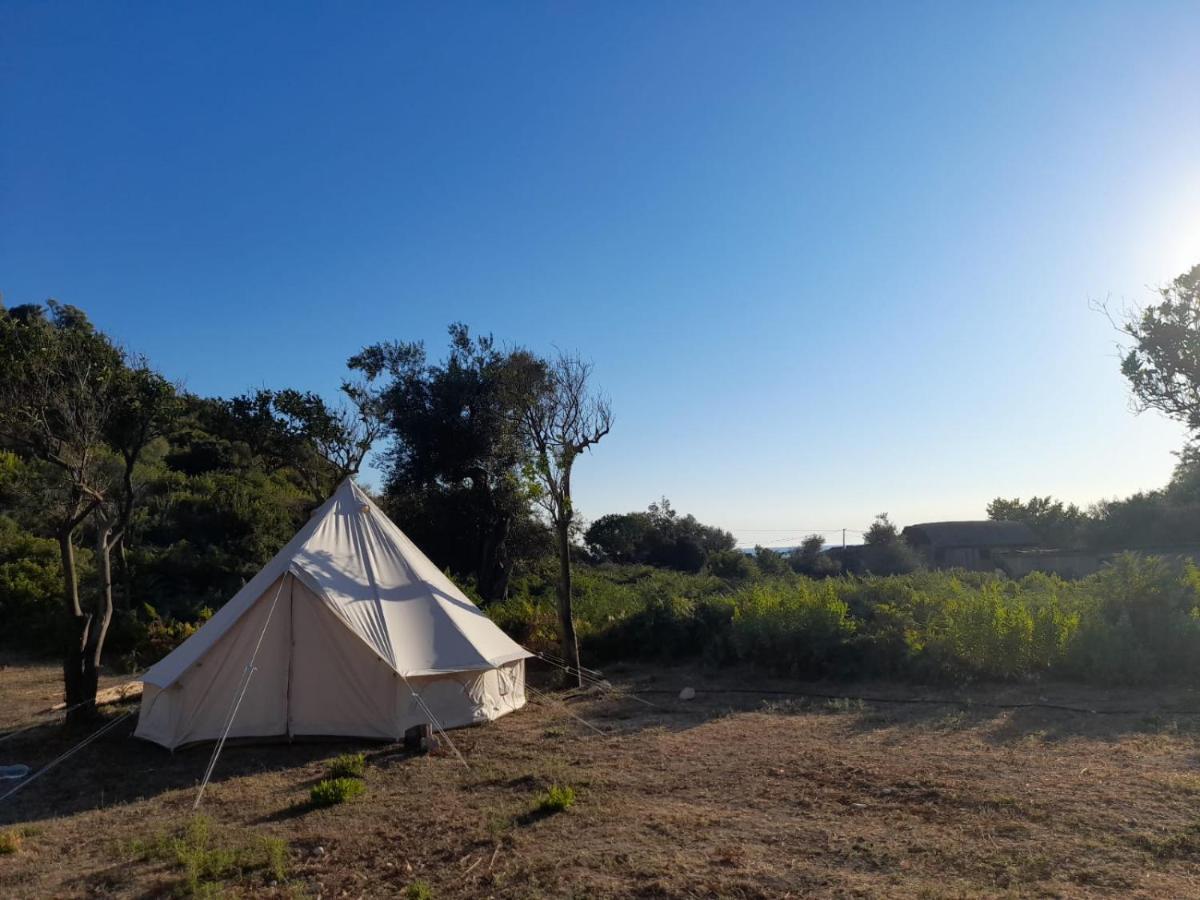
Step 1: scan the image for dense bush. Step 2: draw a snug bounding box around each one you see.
[309,777,366,807]
[490,553,1200,686]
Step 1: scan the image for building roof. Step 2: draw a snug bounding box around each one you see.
[901,520,1038,549]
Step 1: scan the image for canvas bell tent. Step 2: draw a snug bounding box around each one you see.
[135,478,530,749]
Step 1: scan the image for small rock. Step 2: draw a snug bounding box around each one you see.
[314,846,327,857]
[679,687,696,701]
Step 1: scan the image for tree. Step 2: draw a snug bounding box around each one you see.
[861,513,921,576]
[513,351,612,686]
[790,533,840,577]
[95,361,178,617]
[0,302,122,721]
[584,499,735,572]
[986,496,1086,549]
[1114,263,1200,427]
[754,545,790,575]
[220,386,382,502]
[584,511,653,563]
[350,324,542,601]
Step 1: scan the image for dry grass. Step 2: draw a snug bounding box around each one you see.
[6,657,1200,897]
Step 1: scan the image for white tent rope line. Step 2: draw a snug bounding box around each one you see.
[401,674,471,770]
[523,683,608,736]
[0,669,149,745]
[533,652,662,710]
[0,711,133,805]
[192,573,288,810]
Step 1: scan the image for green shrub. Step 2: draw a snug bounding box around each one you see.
[310,777,366,807]
[126,814,287,897]
[0,830,20,854]
[492,556,1200,687]
[405,881,434,900]
[531,784,576,814]
[327,752,366,779]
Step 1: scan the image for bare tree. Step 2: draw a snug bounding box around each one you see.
[514,352,612,686]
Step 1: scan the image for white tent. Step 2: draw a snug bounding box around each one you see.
[135,478,530,749]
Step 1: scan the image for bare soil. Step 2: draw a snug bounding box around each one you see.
[4,656,1200,898]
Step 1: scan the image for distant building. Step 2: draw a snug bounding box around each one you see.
[902,521,1038,570]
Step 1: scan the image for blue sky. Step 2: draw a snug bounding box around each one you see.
[3,2,1198,547]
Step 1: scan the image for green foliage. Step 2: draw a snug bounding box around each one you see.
[0,830,20,854]
[987,496,1087,549]
[790,534,841,578]
[706,548,757,580]
[729,580,856,677]
[531,784,576,814]
[405,881,434,900]
[754,546,790,576]
[585,498,735,572]
[490,555,1200,686]
[327,752,366,779]
[1119,263,1200,429]
[0,515,76,650]
[349,323,546,602]
[859,514,922,575]
[126,815,287,897]
[309,777,366,807]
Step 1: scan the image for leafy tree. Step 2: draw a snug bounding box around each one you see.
[790,534,840,577]
[584,512,652,564]
[350,324,542,601]
[219,386,382,502]
[986,496,1087,548]
[585,499,735,572]
[861,513,921,576]
[705,548,755,579]
[94,360,179,614]
[513,351,612,685]
[1116,263,1200,428]
[0,302,123,720]
[754,545,790,576]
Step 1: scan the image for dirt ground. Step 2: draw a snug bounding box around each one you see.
[4,658,1200,898]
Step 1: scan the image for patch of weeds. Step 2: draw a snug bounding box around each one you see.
[1143,820,1200,858]
[532,784,576,815]
[543,726,567,738]
[0,830,21,854]
[982,795,1021,812]
[125,814,288,897]
[310,776,366,808]
[824,696,866,714]
[327,752,366,779]
[405,881,434,899]
[761,697,810,714]
[1164,773,1200,794]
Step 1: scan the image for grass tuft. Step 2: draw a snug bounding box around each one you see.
[125,814,288,897]
[310,776,366,808]
[327,752,366,779]
[405,881,434,900]
[0,830,21,854]
[531,784,576,815]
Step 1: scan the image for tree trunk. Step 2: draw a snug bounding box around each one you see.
[58,527,94,725]
[554,520,582,688]
[87,525,116,703]
[477,513,512,603]
[116,534,133,611]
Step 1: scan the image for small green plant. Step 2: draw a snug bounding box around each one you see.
[327,752,366,779]
[125,814,287,897]
[310,777,366,808]
[0,830,21,854]
[405,881,434,900]
[531,784,576,815]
